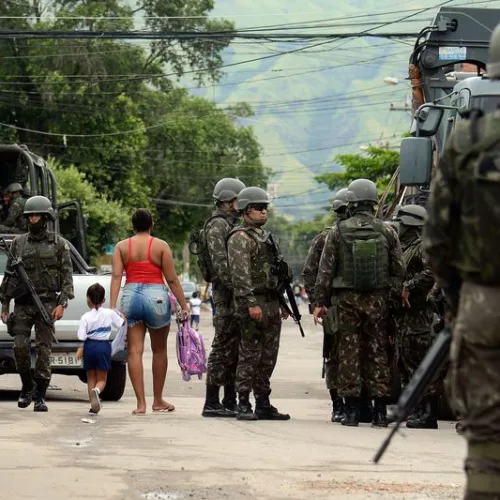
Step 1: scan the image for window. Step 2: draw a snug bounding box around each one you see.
[0,249,7,274]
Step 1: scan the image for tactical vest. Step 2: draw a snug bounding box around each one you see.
[452,112,500,285]
[228,226,279,294]
[16,233,61,299]
[332,214,390,291]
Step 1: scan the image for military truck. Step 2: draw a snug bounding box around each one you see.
[0,144,125,401]
[381,6,500,211]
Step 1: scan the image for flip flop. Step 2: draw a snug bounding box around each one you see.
[152,403,175,413]
[132,409,146,415]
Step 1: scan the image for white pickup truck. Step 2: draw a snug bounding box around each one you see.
[0,144,128,400]
[0,237,127,401]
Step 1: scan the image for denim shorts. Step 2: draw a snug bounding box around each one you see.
[83,339,112,372]
[121,284,171,329]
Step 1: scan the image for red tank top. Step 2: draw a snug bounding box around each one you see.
[124,237,164,285]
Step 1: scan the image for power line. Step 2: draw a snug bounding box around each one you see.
[0,29,421,40]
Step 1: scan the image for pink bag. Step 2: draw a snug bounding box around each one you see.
[175,318,207,381]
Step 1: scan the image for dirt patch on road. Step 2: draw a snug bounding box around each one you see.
[298,478,461,496]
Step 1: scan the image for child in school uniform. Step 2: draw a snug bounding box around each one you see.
[76,283,125,415]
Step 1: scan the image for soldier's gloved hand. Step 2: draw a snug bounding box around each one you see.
[249,306,263,321]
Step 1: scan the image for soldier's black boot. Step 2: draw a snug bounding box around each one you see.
[456,420,464,435]
[406,400,425,423]
[33,378,49,412]
[371,398,388,428]
[202,385,237,418]
[255,395,290,421]
[342,397,360,427]
[236,392,258,421]
[406,396,438,429]
[359,385,373,423]
[18,371,34,409]
[222,384,238,413]
[329,389,345,423]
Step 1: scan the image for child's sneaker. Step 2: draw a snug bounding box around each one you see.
[89,388,101,414]
[88,409,98,416]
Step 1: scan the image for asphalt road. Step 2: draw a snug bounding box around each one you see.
[0,304,465,500]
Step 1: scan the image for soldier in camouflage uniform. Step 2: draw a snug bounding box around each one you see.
[202,177,246,418]
[0,196,74,412]
[314,179,404,427]
[227,187,290,421]
[423,24,500,500]
[0,183,27,234]
[393,204,439,429]
[302,188,349,423]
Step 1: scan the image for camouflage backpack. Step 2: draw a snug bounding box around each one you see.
[334,215,390,292]
[188,215,225,283]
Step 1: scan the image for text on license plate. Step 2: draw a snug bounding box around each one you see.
[49,353,82,367]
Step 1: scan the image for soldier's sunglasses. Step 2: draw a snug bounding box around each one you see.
[250,204,268,212]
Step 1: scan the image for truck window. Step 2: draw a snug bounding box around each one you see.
[0,249,7,273]
[468,95,500,114]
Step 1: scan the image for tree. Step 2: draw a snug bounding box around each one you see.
[265,210,330,282]
[140,90,268,246]
[315,145,400,199]
[0,1,267,248]
[49,158,131,262]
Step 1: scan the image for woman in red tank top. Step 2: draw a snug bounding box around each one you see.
[110,209,189,415]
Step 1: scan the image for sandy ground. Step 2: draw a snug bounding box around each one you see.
[0,304,466,500]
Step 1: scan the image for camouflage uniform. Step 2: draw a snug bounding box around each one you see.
[0,229,74,408]
[303,229,338,381]
[397,232,436,389]
[205,209,240,397]
[424,109,500,499]
[315,208,404,425]
[227,224,282,401]
[0,197,27,233]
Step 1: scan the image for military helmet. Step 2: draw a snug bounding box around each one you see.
[237,187,269,211]
[213,178,246,202]
[5,182,23,194]
[346,179,379,204]
[23,195,55,220]
[332,188,348,211]
[487,23,500,79]
[396,204,428,226]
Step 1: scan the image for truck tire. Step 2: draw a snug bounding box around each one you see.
[100,361,127,402]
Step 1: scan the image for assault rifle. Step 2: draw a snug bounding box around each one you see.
[0,237,57,344]
[373,325,452,463]
[266,233,305,338]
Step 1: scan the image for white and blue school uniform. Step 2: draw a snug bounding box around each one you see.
[77,308,124,372]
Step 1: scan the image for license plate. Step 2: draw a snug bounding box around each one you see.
[49,353,82,367]
[30,352,82,368]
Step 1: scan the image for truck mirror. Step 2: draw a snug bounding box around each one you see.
[409,106,445,137]
[399,137,432,186]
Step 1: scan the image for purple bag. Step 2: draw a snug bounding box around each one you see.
[176,318,207,381]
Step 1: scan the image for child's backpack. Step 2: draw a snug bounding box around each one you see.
[176,317,207,381]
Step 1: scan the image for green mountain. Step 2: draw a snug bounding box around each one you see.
[191,0,476,219]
